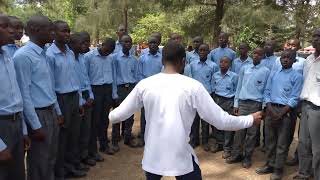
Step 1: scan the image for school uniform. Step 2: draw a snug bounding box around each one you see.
[188,59,218,146]
[114,40,136,55]
[263,68,303,173]
[140,47,162,56]
[186,50,200,64]
[261,55,277,71]
[112,51,139,145]
[74,53,94,161]
[0,47,25,180]
[297,54,320,179]
[84,48,114,153]
[231,63,270,163]
[108,72,254,179]
[213,70,238,153]
[137,50,162,144]
[2,43,19,58]
[46,43,81,177]
[209,47,236,68]
[231,56,253,74]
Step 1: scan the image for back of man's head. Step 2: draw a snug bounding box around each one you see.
[162,42,186,65]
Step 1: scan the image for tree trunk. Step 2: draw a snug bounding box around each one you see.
[212,0,224,47]
[123,0,128,33]
[94,0,99,45]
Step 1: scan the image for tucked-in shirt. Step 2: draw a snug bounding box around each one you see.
[13,41,62,130]
[264,68,303,108]
[261,55,277,70]
[234,63,270,107]
[272,55,306,75]
[3,43,19,58]
[186,50,200,64]
[0,47,24,151]
[112,51,139,99]
[213,70,238,98]
[231,56,253,74]
[46,43,80,94]
[74,54,94,106]
[209,47,236,67]
[188,60,218,94]
[84,48,114,85]
[137,51,162,81]
[300,54,320,106]
[140,47,162,56]
[108,73,253,176]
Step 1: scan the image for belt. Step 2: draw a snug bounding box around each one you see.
[35,104,54,111]
[215,94,234,100]
[239,99,261,104]
[91,83,112,88]
[271,103,286,107]
[56,91,78,96]
[118,83,135,88]
[0,112,21,121]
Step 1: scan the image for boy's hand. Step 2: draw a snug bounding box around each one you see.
[24,135,31,151]
[57,115,64,127]
[31,128,46,141]
[251,111,263,126]
[0,148,12,163]
[233,108,239,116]
[85,98,94,107]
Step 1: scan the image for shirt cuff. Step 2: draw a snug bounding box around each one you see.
[0,139,7,152]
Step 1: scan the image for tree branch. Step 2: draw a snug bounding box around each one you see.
[195,0,217,6]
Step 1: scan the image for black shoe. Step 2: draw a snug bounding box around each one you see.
[92,153,104,162]
[292,174,310,180]
[137,139,145,147]
[101,146,115,155]
[222,151,231,159]
[82,158,96,166]
[286,156,298,166]
[210,144,223,153]
[242,157,252,169]
[270,169,283,180]
[202,144,210,152]
[124,139,139,148]
[112,143,120,153]
[226,155,243,164]
[76,163,90,172]
[190,142,200,149]
[255,165,274,175]
[65,169,87,178]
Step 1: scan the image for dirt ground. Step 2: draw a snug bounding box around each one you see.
[72,112,300,180]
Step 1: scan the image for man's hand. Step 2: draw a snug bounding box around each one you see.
[85,98,94,107]
[23,135,31,151]
[233,108,239,116]
[251,111,263,126]
[57,115,64,127]
[31,128,46,141]
[79,106,84,117]
[0,148,13,163]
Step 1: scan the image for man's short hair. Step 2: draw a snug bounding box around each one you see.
[162,42,186,65]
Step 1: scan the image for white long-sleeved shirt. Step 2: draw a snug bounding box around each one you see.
[109,73,253,176]
[300,54,320,106]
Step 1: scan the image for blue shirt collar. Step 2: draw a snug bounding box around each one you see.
[217,70,231,76]
[147,50,161,57]
[251,63,263,69]
[120,50,132,58]
[51,42,72,54]
[93,48,101,56]
[26,41,44,55]
[280,67,293,73]
[197,59,210,65]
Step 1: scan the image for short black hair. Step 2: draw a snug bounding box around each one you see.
[53,20,67,31]
[69,32,82,44]
[162,42,186,65]
[79,31,90,39]
[281,49,296,61]
[101,37,115,48]
[199,43,209,49]
[25,15,51,36]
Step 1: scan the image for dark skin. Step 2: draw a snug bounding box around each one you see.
[0,14,15,163]
[286,39,300,52]
[54,22,70,53]
[220,57,231,75]
[148,36,159,55]
[198,44,209,62]
[233,48,264,116]
[151,32,161,45]
[218,33,229,48]
[266,51,294,121]
[116,24,126,40]
[27,16,64,140]
[238,43,249,61]
[170,33,182,44]
[98,42,115,56]
[8,17,23,42]
[192,36,203,54]
[80,33,90,53]
[312,28,320,58]
[121,35,133,56]
[264,40,276,57]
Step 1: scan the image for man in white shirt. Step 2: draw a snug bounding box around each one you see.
[294,28,320,180]
[108,42,262,180]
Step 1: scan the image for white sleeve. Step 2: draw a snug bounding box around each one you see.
[108,83,143,124]
[194,84,253,131]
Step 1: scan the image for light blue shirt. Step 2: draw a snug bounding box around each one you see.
[272,55,306,75]
[112,51,138,99]
[84,48,114,85]
[13,41,62,130]
[264,68,303,108]
[261,55,277,70]
[137,51,162,80]
[140,47,162,56]
[0,47,25,151]
[3,43,19,58]
[188,59,218,93]
[234,63,270,107]
[213,70,238,98]
[231,56,253,74]
[186,50,200,64]
[209,47,236,67]
[46,43,80,94]
[74,54,94,106]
